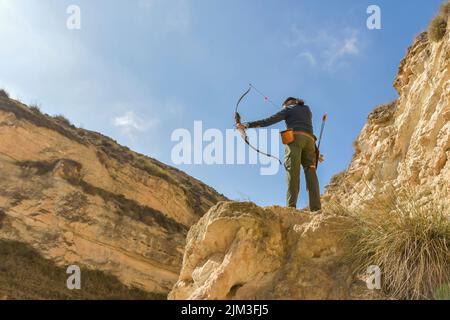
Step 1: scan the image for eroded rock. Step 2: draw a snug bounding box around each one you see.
[169,202,381,300]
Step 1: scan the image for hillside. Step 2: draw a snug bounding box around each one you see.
[0,239,165,300]
[0,94,225,298]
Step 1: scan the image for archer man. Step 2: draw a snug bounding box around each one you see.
[237,97,322,212]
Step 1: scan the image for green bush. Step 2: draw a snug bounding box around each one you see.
[428,1,450,42]
[346,187,450,300]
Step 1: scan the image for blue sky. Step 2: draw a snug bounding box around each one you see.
[0,0,444,208]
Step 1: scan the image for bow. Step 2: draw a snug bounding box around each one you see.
[235,84,284,167]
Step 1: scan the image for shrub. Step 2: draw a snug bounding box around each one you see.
[346,187,450,299]
[368,100,397,124]
[0,89,9,99]
[428,1,450,42]
[53,114,72,127]
[29,104,41,114]
[429,15,448,41]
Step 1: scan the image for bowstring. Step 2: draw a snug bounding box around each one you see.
[249,83,279,109]
[235,85,285,168]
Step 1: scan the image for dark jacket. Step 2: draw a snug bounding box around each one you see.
[246,104,314,135]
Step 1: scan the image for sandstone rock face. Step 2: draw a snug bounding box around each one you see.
[169,202,380,300]
[0,99,225,294]
[324,30,449,209]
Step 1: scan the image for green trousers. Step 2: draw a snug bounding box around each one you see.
[284,134,321,211]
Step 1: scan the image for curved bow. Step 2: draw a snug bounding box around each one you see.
[235,85,284,167]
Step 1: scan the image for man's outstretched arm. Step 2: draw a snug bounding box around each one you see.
[245,109,287,128]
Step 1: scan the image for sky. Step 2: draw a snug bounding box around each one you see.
[0,0,444,208]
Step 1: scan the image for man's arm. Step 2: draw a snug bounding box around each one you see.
[245,109,287,128]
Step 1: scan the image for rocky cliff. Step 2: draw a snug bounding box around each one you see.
[0,96,225,296]
[169,202,384,300]
[169,14,449,300]
[324,24,449,209]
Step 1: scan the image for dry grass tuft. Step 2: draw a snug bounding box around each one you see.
[343,186,450,300]
[53,114,72,127]
[428,1,450,42]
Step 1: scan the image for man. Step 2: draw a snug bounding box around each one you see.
[236,97,321,212]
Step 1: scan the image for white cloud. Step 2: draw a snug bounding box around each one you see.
[112,111,158,135]
[341,33,359,55]
[296,51,317,67]
[326,30,359,67]
[285,26,361,70]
